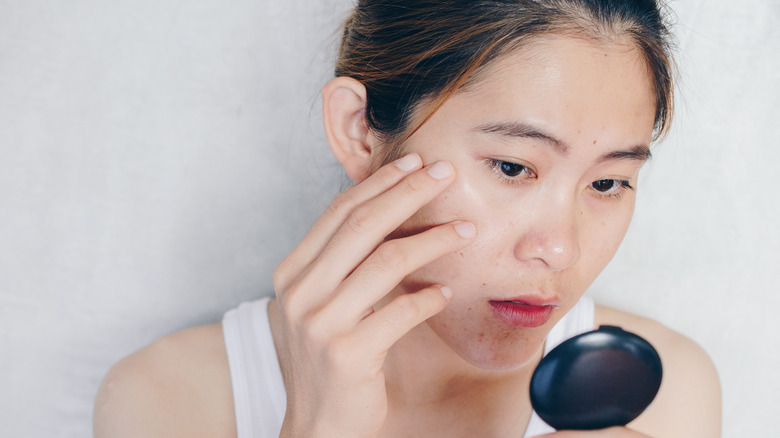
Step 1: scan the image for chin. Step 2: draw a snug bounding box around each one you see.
[425,312,551,372]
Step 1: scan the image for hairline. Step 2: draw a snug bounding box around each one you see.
[373,29,656,168]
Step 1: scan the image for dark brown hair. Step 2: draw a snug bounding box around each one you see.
[335,0,676,165]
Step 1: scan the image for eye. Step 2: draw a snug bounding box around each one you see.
[498,161,527,177]
[590,179,634,198]
[486,159,537,184]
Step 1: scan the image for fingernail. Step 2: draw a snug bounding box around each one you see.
[454,222,475,238]
[394,153,421,172]
[440,286,453,299]
[427,161,453,180]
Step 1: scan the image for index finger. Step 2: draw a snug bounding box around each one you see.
[274,153,422,292]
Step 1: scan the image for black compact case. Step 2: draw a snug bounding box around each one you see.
[529,325,663,430]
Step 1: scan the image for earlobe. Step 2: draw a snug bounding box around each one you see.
[321,77,376,182]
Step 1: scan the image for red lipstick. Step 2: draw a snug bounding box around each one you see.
[489,299,557,328]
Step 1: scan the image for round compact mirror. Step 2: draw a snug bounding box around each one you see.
[529,325,663,430]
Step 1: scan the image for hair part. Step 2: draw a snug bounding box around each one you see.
[336,0,676,166]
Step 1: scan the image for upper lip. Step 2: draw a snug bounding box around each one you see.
[490,293,561,307]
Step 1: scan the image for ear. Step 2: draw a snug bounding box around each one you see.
[321,76,378,182]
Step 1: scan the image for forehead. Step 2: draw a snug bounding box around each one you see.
[451,35,657,148]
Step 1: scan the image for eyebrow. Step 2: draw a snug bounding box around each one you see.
[474,121,652,163]
[475,122,568,155]
[597,144,652,163]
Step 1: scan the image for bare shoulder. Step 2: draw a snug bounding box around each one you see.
[94,323,236,438]
[595,306,722,438]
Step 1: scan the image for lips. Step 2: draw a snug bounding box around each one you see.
[489,297,559,328]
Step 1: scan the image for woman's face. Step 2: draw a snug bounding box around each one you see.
[386,35,657,370]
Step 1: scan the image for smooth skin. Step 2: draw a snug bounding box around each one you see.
[94,36,721,437]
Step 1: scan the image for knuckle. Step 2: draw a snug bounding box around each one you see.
[402,173,428,196]
[392,294,423,323]
[373,241,408,272]
[300,312,329,342]
[272,262,290,291]
[344,205,378,235]
[327,187,358,217]
[277,280,307,320]
[324,336,356,370]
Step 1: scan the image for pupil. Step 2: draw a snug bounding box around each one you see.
[593,179,615,192]
[500,162,524,177]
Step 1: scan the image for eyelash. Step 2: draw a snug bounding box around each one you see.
[485,158,536,183]
[485,159,635,200]
[590,178,634,200]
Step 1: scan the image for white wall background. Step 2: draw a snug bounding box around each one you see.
[0,1,776,436]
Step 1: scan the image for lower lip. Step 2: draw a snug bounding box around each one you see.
[489,301,555,328]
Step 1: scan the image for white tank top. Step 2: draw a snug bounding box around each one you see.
[222,295,595,438]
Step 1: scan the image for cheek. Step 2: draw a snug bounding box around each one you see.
[580,199,636,270]
[391,192,493,292]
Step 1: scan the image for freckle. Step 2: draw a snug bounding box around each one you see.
[593,140,597,144]
[482,283,486,287]
[468,307,472,311]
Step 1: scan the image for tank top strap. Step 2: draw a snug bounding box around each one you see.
[223,297,286,438]
[544,294,596,355]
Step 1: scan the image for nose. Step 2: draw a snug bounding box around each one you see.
[513,211,581,272]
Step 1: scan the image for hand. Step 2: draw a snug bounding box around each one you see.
[533,427,653,438]
[272,153,476,438]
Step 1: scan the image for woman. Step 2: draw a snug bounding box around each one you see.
[94,1,721,436]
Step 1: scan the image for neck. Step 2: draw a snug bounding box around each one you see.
[380,320,543,437]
